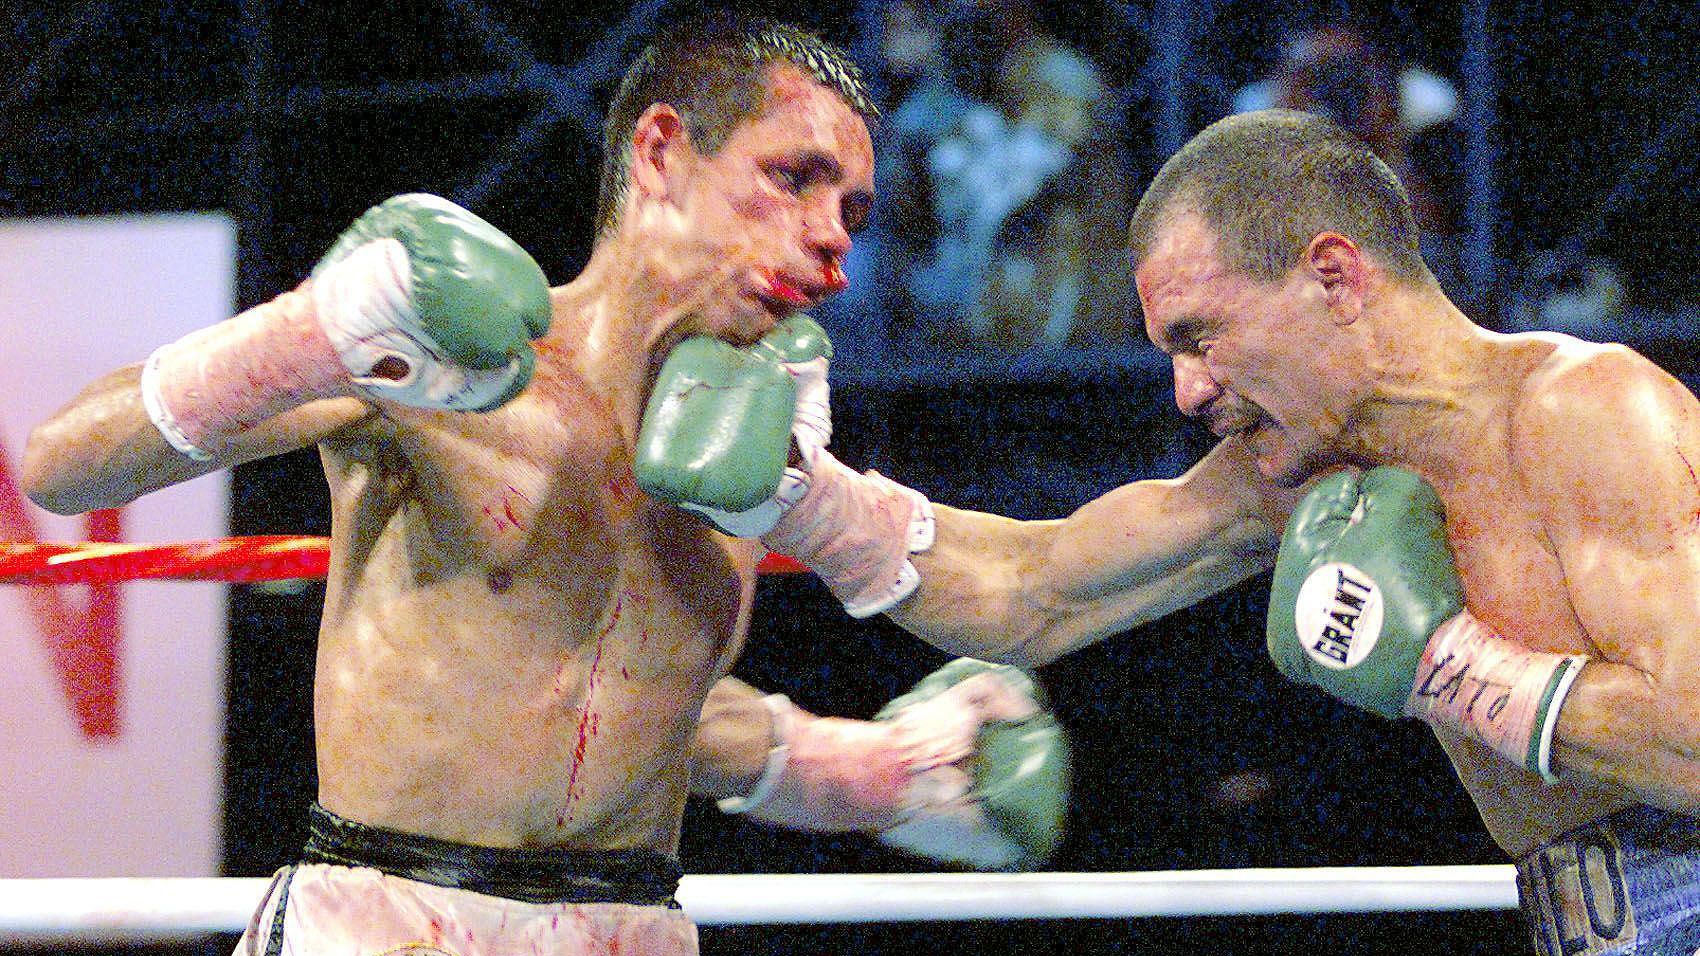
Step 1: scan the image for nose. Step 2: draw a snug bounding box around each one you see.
[805,201,852,268]
[1171,353,1223,417]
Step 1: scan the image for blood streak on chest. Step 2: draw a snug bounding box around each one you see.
[1676,448,1700,529]
[482,484,534,534]
[558,588,643,826]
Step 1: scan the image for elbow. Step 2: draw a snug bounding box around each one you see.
[990,566,1076,669]
[20,426,96,515]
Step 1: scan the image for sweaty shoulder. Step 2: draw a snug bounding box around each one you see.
[1507,332,1700,543]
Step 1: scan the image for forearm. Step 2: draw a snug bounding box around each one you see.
[691,662,1069,869]
[687,677,779,803]
[889,449,1283,667]
[1550,662,1700,813]
[24,362,372,515]
[886,505,1066,665]
[24,364,221,514]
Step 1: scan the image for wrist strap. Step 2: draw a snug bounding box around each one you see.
[1406,612,1588,782]
[1532,654,1586,782]
[140,344,215,461]
[716,694,795,815]
[761,450,935,618]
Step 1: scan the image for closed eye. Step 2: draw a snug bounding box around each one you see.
[767,164,806,193]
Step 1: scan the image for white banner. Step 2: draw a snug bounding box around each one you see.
[0,213,234,877]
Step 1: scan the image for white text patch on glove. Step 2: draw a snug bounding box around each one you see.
[1295,562,1385,669]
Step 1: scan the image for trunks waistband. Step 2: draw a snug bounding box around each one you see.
[301,803,682,907]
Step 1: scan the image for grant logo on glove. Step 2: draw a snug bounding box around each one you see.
[1293,561,1386,669]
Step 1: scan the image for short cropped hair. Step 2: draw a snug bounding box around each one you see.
[1128,109,1430,284]
[594,14,877,238]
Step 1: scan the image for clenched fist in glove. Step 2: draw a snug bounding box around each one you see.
[719,658,1070,870]
[1266,467,1587,781]
[142,193,550,459]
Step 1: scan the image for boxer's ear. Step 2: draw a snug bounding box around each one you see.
[1304,232,1369,326]
[630,104,692,204]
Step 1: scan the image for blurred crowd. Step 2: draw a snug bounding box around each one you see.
[822,4,1635,362]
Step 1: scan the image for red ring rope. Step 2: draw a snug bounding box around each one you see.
[0,537,806,585]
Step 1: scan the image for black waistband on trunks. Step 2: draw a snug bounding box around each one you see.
[301,803,682,907]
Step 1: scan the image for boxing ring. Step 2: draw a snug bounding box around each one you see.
[0,537,1520,944]
[0,867,1518,943]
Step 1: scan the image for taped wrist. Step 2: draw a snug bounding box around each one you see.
[1404,611,1588,782]
[140,288,347,460]
[735,704,913,833]
[760,449,935,618]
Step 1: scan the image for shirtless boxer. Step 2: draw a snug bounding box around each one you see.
[19,16,1064,956]
[697,109,1699,953]
[1133,110,1700,955]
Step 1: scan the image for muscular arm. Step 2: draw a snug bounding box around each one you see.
[1517,347,1700,810]
[22,362,372,514]
[890,438,1292,666]
[687,677,776,802]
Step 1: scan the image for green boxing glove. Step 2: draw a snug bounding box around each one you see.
[634,313,933,619]
[872,659,1070,870]
[633,315,832,518]
[140,193,551,461]
[311,193,552,411]
[719,658,1069,871]
[1267,467,1588,781]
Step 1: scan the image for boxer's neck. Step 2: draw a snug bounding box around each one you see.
[544,236,723,435]
[1337,293,1516,484]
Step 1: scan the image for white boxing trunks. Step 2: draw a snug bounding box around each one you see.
[234,803,697,956]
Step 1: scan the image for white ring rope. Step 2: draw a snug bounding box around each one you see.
[0,866,1519,943]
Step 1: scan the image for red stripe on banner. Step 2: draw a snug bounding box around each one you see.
[0,431,123,739]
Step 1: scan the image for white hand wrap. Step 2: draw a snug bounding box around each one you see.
[720,672,1044,870]
[140,287,346,460]
[1405,611,1588,782]
[719,696,911,833]
[760,450,935,618]
[715,694,797,815]
[311,239,528,411]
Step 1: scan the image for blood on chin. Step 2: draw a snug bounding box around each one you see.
[761,273,813,308]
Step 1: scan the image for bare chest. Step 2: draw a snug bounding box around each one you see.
[391,381,752,622]
[1440,477,1593,655]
